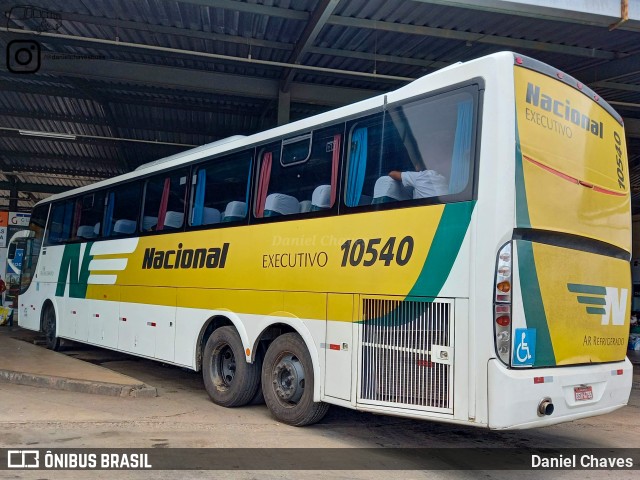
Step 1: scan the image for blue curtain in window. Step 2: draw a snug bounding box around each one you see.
[448,100,473,194]
[346,127,368,206]
[191,169,207,226]
[244,159,251,206]
[103,192,115,236]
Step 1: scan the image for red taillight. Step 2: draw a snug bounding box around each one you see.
[617,369,624,376]
[516,57,523,65]
[496,315,511,327]
[534,377,544,384]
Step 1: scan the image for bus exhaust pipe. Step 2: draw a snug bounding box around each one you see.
[538,398,554,416]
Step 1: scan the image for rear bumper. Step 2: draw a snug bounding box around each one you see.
[487,357,632,429]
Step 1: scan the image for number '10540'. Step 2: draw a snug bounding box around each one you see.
[340,236,414,267]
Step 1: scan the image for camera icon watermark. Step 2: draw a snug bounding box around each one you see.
[6,39,41,73]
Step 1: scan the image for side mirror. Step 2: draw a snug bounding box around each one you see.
[7,243,16,260]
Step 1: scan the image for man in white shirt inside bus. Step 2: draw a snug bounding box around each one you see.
[388,165,448,199]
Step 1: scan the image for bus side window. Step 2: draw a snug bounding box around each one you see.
[189,150,252,227]
[254,125,343,219]
[344,90,475,208]
[46,200,74,245]
[142,169,189,232]
[75,192,105,240]
[103,182,142,237]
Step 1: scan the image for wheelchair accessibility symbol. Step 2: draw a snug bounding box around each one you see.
[513,328,536,366]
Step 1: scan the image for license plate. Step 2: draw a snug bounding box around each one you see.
[574,386,593,401]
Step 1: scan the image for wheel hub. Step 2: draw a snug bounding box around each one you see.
[217,345,236,386]
[272,355,305,404]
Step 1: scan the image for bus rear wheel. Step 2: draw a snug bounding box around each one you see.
[202,326,261,407]
[262,333,329,426]
[43,304,61,351]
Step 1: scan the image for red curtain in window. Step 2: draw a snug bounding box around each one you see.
[72,200,82,238]
[255,152,272,218]
[156,177,171,230]
[330,134,341,206]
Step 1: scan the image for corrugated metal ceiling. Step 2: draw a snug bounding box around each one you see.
[0,0,639,210]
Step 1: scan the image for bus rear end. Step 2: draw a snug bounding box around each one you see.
[488,55,632,429]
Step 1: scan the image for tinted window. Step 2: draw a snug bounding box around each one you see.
[344,89,476,207]
[255,125,343,218]
[46,200,74,245]
[190,151,252,226]
[142,169,188,232]
[103,183,142,237]
[21,203,49,293]
[74,192,105,239]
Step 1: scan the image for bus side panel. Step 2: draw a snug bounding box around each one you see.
[324,293,355,402]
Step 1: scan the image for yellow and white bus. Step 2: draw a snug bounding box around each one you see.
[17,52,632,429]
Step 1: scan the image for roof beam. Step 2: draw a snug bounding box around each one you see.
[326,15,618,60]
[0,181,70,194]
[411,0,639,29]
[574,55,640,84]
[280,0,341,92]
[0,78,270,116]
[177,0,308,21]
[0,149,123,169]
[40,58,383,107]
[0,128,192,150]
[0,164,118,179]
[59,12,294,52]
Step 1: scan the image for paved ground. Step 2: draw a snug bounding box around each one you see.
[1,326,639,480]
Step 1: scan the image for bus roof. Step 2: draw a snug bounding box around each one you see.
[35,51,621,206]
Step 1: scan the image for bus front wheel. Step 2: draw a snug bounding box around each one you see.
[262,333,329,426]
[202,326,261,407]
[43,304,61,351]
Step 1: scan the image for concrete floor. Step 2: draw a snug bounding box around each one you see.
[1,327,639,480]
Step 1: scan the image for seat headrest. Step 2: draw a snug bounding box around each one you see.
[77,225,96,239]
[224,201,247,219]
[202,207,221,225]
[299,200,312,213]
[373,176,412,201]
[163,211,184,229]
[113,219,137,234]
[311,185,332,209]
[264,193,300,215]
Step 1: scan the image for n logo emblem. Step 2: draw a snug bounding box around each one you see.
[567,283,628,326]
[56,242,93,298]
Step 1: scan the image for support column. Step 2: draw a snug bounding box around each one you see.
[277,90,291,126]
[8,176,18,212]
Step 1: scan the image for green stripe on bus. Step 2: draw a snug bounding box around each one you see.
[515,120,531,228]
[517,240,556,366]
[567,284,607,295]
[407,201,475,298]
[359,201,475,325]
[586,307,607,315]
[577,296,606,305]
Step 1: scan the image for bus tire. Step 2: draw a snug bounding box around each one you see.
[43,304,61,351]
[202,326,261,407]
[262,333,329,426]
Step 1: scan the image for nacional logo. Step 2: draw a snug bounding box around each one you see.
[142,243,229,270]
[567,283,628,326]
[525,82,604,138]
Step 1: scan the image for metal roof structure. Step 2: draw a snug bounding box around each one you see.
[1,0,640,211]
